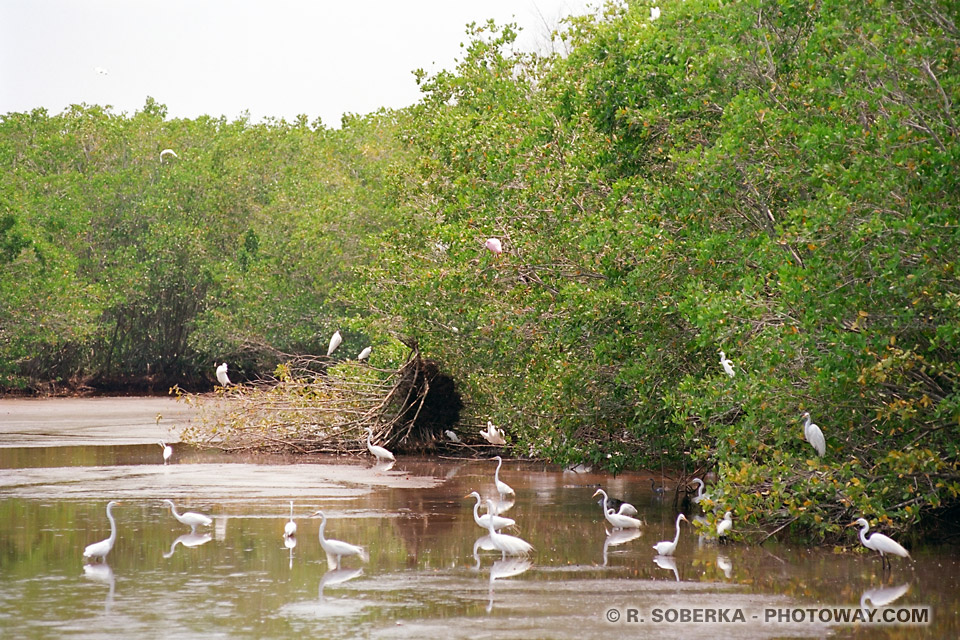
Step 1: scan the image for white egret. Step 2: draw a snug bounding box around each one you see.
[313,510,368,569]
[284,500,297,538]
[653,513,688,556]
[327,330,342,356]
[717,511,733,541]
[483,500,533,558]
[159,148,178,161]
[163,499,212,532]
[690,478,711,504]
[357,346,372,361]
[466,491,516,531]
[719,350,735,378]
[158,440,172,464]
[481,420,506,446]
[484,238,503,255]
[596,486,638,516]
[801,411,826,457]
[593,489,643,529]
[83,501,121,563]
[650,7,661,21]
[851,517,910,570]
[365,427,396,462]
[492,456,515,498]
[162,532,212,559]
[216,362,231,386]
[445,430,460,443]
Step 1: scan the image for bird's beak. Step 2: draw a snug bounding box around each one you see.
[846,521,858,527]
[592,490,601,497]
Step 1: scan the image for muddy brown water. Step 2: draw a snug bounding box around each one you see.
[0,398,957,638]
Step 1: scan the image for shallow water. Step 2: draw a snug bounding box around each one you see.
[0,403,957,639]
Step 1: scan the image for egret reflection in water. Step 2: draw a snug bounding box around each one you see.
[487,557,533,612]
[163,532,212,558]
[860,583,910,609]
[717,554,733,578]
[82,562,115,613]
[602,527,642,566]
[473,535,497,570]
[285,532,297,568]
[653,554,679,581]
[318,567,364,602]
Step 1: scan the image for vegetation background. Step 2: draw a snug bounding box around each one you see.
[2,0,957,542]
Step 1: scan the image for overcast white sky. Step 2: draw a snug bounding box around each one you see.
[1,0,598,127]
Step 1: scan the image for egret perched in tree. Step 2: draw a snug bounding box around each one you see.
[484,238,503,255]
[481,421,506,446]
[327,330,342,356]
[483,500,533,558]
[851,518,910,570]
[163,500,212,532]
[491,456,515,498]
[83,501,121,563]
[216,362,231,386]
[466,492,516,531]
[365,427,395,462]
[158,441,172,464]
[653,513,688,556]
[284,501,297,538]
[593,489,643,529]
[312,510,368,568]
[717,511,733,541]
[159,148,178,161]
[357,346,372,361]
[719,350,735,378]
[801,411,826,457]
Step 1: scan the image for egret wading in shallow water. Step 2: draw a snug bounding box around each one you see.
[216,362,231,386]
[327,330,342,357]
[483,500,533,558]
[593,489,642,529]
[158,440,172,464]
[851,518,910,570]
[466,491,516,531]
[801,411,826,457]
[312,510,368,568]
[719,350,735,378]
[653,513,688,556]
[492,456,515,498]
[163,500,212,532]
[595,485,638,516]
[284,501,297,538]
[365,427,395,462]
[690,478,710,505]
[83,501,121,563]
[717,511,733,542]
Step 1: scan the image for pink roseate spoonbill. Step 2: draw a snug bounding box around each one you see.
[484,238,503,255]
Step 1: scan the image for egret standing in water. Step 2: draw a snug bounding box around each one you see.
[483,500,532,558]
[851,518,910,570]
[365,427,395,462]
[593,489,643,529]
[653,513,688,556]
[83,501,121,563]
[163,500,212,533]
[284,501,297,538]
[801,411,826,457]
[466,491,516,531]
[492,456,515,498]
[595,485,638,516]
[719,350,735,378]
[312,510,368,569]
[158,441,172,464]
[327,330,342,356]
[690,478,710,505]
[717,511,733,542]
[216,362,231,386]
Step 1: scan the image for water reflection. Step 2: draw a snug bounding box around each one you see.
[486,557,533,612]
[318,567,364,602]
[602,528,642,566]
[372,460,396,474]
[285,534,297,568]
[717,554,733,579]
[162,532,212,558]
[653,554,679,581]
[860,582,910,609]
[82,562,115,613]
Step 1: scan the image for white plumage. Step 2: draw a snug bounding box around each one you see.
[357,346,372,361]
[653,513,688,556]
[83,501,120,563]
[216,362,231,386]
[483,500,533,558]
[327,330,342,356]
[365,427,395,462]
[313,510,368,568]
[160,148,178,161]
[467,491,516,531]
[802,411,826,457]
[163,499,212,532]
[717,511,733,538]
[719,350,735,378]
[445,430,460,443]
[481,420,506,445]
[492,456,515,497]
[854,518,910,569]
[159,440,172,464]
[650,6,661,21]
[691,478,711,504]
[593,489,642,529]
[284,500,297,537]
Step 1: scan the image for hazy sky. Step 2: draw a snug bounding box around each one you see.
[1,0,597,127]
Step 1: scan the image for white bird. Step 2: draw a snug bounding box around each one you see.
[445,430,460,443]
[318,566,364,601]
[158,440,172,464]
[357,346,372,361]
[467,491,516,531]
[484,238,503,255]
[717,511,733,540]
[481,421,506,446]
[852,517,910,570]
[717,554,733,578]
[653,513,688,556]
[690,478,711,505]
[593,489,643,529]
[94,66,109,76]
[83,501,121,563]
[313,510,368,568]
[801,411,826,457]
[602,527,643,566]
[216,362,231,386]
[284,500,297,538]
[653,554,679,581]
[492,456,515,498]
[860,583,910,609]
[483,500,533,558]
[365,427,395,462]
[163,499,212,532]
[650,6,661,21]
[719,350,735,378]
[159,148,178,161]
[327,330,342,356]
[162,532,212,559]
[595,487,638,516]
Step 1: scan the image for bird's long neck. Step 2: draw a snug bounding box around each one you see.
[472,497,482,524]
[107,504,118,543]
[695,481,704,498]
[673,515,684,544]
[495,458,503,481]
[859,521,871,547]
[168,503,181,519]
[599,491,609,512]
[318,514,327,541]
[289,502,294,518]
[484,503,497,536]
[804,415,812,429]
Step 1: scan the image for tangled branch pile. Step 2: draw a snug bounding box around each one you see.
[178,351,464,454]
